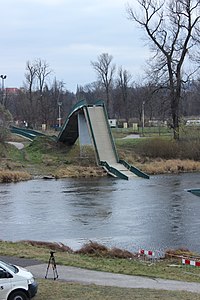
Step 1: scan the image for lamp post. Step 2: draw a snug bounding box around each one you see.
[57,101,62,128]
[142,101,145,136]
[0,75,7,106]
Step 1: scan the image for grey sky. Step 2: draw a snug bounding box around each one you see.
[1,0,149,92]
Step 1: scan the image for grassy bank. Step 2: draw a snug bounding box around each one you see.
[116,136,200,174]
[2,240,200,299]
[1,240,200,283]
[35,279,200,300]
[1,133,200,181]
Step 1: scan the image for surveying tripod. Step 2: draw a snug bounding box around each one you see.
[45,251,59,280]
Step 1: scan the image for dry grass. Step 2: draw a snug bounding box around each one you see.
[135,159,200,175]
[54,165,106,178]
[22,240,135,259]
[0,169,32,183]
[22,240,73,253]
[75,241,135,259]
[165,248,197,259]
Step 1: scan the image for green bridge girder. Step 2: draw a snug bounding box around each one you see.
[10,100,149,180]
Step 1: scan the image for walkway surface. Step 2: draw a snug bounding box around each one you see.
[1,256,200,294]
[7,141,24,149]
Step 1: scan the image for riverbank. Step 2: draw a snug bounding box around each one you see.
[1,135,200,182]
[1,240,200,283]
[1,240,200,299]
[1,258,200,300]
[1,158,200,183]
[1,255,200,299]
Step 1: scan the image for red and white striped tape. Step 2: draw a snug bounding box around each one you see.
[182,258,200,267]
[139,249,155,257]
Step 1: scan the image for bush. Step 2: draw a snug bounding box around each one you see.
[135,138,179,159]
[134,138,200,161]
[0,127,10,143]
[179,140,200,161]
[0,104,13,142]
[75,241,136,259]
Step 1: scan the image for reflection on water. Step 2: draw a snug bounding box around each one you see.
[1,173,200,252]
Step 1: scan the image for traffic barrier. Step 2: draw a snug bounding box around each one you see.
[182,258,200,267]
[138,249,157,262]
[139,249,155,257]
[138,248,167,261]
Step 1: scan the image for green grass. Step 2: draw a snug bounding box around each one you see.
[0,142,24,162]
[112,126,172,138]
[1,241,200,283]
[35,279,200,300]
[2,241,200,298]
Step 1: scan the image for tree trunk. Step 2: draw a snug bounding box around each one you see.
[171,94,180,140]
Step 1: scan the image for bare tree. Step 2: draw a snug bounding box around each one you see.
[24,61,37,126]
[23,59,53,127]
[91,53,116,116]
[127,0,200,139]
[117,67,132,121]
[34,59,52,125]
[35,59,52,95]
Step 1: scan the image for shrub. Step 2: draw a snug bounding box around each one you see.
[75,241,136,259]
[135,138,179,159]
[134,138,200,161]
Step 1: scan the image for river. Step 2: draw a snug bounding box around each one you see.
[1,173,200,254]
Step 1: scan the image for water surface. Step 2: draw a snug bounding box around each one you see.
[1,173,200,253]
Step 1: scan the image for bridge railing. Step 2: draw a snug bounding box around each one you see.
[119,159,149,179]
[100,161,128,180]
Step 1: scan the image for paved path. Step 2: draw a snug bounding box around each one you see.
[28,264,200,293]
[1,256,200,294]
[122,134,141,139]
[7,141,24,149]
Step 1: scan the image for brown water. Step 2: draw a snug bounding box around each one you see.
[1,173,200,253]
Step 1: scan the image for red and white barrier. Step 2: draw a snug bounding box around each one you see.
[139,249,155,257]
[182,258,200,267]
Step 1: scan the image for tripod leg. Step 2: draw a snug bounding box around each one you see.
[52,258,59,280]
[45,257,51,279]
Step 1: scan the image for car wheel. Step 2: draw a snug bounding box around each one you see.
[8,290,28,300]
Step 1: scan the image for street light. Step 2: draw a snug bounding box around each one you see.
[0,74,7,106]
[142,101,145,136]
[57,101,62,128]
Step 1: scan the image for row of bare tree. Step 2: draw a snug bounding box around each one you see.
[1,0,200,140]
[3,58,200,131]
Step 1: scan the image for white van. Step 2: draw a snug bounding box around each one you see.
[0,260,38,300]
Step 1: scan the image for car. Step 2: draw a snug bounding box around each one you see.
[0,260,38,300]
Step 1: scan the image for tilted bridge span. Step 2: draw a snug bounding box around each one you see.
[11,100,149,180]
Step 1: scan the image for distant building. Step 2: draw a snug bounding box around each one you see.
[186,119,200,126]
[108,119,117,128]
[5,88,20,95]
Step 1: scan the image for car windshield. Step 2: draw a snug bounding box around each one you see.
[0,261,19,274]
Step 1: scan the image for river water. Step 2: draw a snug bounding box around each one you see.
[1,173,200,253]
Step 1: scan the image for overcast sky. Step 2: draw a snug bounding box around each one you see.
[1,0,150,92]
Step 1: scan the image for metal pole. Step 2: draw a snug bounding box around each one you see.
[0,75,7,106]
[142,101,145,136]
[58,101,62,128]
